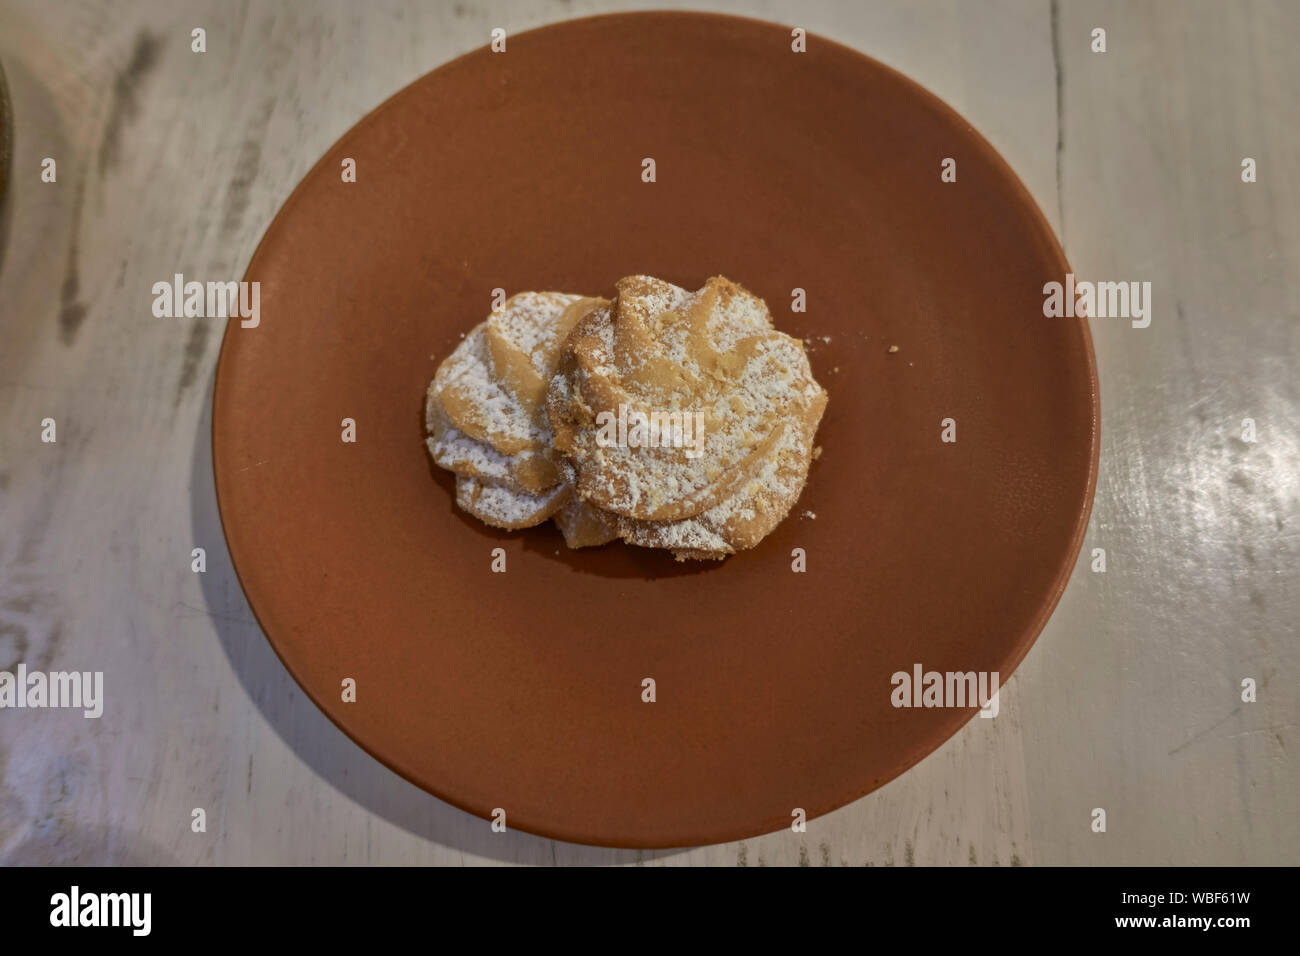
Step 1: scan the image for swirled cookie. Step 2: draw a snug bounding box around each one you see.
[426,291,606,528]
[546,276,827,560]
[426,277,827,560]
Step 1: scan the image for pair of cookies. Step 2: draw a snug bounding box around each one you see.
[426,277,827,560]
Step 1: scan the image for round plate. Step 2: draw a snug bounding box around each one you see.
[214,11,1098,848]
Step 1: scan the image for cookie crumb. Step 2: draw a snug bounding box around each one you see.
[802,510,816,520]
[888,344,899,353]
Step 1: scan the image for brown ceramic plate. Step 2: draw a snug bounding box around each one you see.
[213,11,1098,848]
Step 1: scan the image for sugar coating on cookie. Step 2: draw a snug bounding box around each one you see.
[426,384,557,493]
[436,291,590,456]
[454,474,568,530]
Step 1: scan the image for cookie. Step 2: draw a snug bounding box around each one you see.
[427,291,607,535]
[546,276,827,559]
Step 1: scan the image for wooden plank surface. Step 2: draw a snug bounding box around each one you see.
[0,0,1294,865]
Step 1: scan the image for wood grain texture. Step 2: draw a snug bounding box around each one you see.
[0,0,1294,865]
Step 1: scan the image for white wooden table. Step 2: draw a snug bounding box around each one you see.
[0,0,1295,865]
